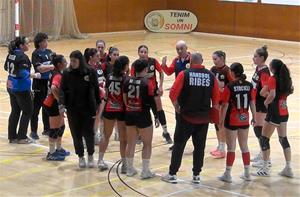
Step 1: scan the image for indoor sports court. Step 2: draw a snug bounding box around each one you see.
[0,0,299,196]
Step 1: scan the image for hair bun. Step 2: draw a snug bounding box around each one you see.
[262,45,268,51]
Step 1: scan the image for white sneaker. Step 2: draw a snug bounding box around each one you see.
[94,131,101,145]
[251,152,262,162]
[140,170,155,179]
[87,155,95,168]
[252,160,272,168]
[79,157,86,168]
[279,166,294,178]
[218,172,232,183]
[98,160,108,171]
[253,166,271,177]
[121,162,127,174]
[161,174,177,184]
[126,167,138,177]
[240,173,252,181]
[192,175,201,184]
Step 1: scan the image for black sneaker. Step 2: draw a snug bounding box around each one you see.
[46,152,65,161]
[161,174,177,184]
[42,130,49,136]
[9,139,18,144]
[162,132,173,144]
[30,132,39,140]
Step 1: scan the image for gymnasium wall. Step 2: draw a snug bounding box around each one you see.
[73,0,300,41]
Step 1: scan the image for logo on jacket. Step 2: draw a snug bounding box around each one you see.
[84,75,90,81]
[186,63,190,69]
[150,65,155,71]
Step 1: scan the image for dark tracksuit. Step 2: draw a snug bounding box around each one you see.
[168,65,220,176]
[5,49,33,140]
[31,48,53,134]
[60,66,100,157]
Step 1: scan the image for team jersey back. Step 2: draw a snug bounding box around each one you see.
[123,77,154,112]
[225,80,255,126]
[105,74,125,112]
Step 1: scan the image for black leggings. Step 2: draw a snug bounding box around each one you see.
[67,110,95,157]
[169,116,209,176]
[8,90,33,140]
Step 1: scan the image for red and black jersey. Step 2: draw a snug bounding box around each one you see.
[223,80,256,126]
[131,57,162,89]
[123,76,155,112]
[43,70,62,107]
[99,53,108,64]
[102,61,113,79]
[210,65,233,89]
[251,65,270,102]
[105,74,125,112]
[93,63,106,88]
[268,76,288,116]
[170,64,220,124]
[162,53,191,77]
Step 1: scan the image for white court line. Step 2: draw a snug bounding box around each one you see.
[0,134,250,197]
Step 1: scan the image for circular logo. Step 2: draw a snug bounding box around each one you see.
[186,63,190,69]
[150,65,155,71]
[145,12,164,31]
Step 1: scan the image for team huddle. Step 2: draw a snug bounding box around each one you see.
[4,33,294,184]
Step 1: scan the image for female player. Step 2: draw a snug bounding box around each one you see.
[210,51,233,159]
[60,50,101,168]
[254,59,293,177]
[43,54,70,161]
[96,40,108,63]
[131,45,172,144]
[218,62,256,183]
[123,59,156,179]
[98,56,129,173]
[84,48,106,145]
[30,32,54,139]
[5,36,40,144]
[251,46,271,167]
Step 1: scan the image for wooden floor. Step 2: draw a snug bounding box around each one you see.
[0,31,299,197]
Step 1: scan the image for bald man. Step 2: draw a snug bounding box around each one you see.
[162,53,220,184]
[161,40,190,77]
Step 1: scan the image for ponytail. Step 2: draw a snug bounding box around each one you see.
[270,59,293,95]
[8,36,27,54]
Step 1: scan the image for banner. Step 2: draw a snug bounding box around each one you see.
[144,10,198,33]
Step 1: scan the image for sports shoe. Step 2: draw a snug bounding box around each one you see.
[218,172,232,183]
[46,152,65,161]
[253,166,271,177]
[87,155,95,168]
[210,147,218,156]
[121,162,127,174]
[140,170,155,179]
[56,148,70,156]
[278,166,294,178]
[162,132,173,144]
[192,175,201,184]
[251,152,263,162]
[9,139,18,144]
[213,150,226,159]
[30,132,39,140]
[79,157,86,168]
[94,131,101,145]
[240,173,252,181]
[18,138,33,144]
[98,160,108,171]
[161,174,177,184]
[42,130,49,136]
[126,167,138,177]
[252,160,272,168]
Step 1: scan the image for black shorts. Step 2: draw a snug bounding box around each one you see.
[44,101,59,117]
[256,98,267,113]
[103,111,125,121]
[224,115,249,130]
[265,103,289,126]
[125,110,152,129]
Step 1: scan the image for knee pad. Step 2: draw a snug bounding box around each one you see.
[58,125,65,137]
[279,136,290,150]
[259,136,270,151]
[49,128,60,139]
[214,124,219,131]
[157,110,166,125]
[254,126,262,139]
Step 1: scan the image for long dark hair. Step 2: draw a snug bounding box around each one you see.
[230,62,247,81]
[84,48,98,63]
[51,53,64,69]
[8,36,28,54]
[270,59,293,95]
[69,50,88,74]
[113,56,129,77]
[133,59,148,73]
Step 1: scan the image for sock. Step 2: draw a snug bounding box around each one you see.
[286,161,291,168]
[98,152,104,162]
[242,152,250,166]
[121,157,126,165]
[263,160,269,168]
[49,141,55,154]
[142,159,150,172]
[56,139,62,150]
[226,152,235,171]
[219,142,226,152]
[244,166,250,175]
[126,158,134,170]
[162,125,168,134]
